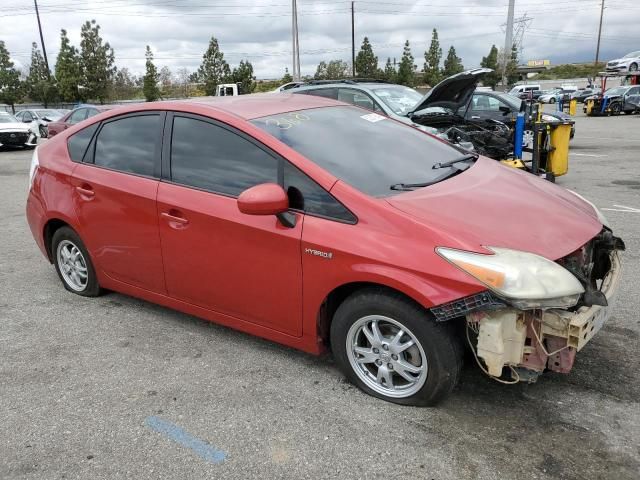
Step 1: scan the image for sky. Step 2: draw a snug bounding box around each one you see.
[2,0,640,80]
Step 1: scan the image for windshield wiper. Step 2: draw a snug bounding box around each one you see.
[390,168,465,191]
[432,153,479,170]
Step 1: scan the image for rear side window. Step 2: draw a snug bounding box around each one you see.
[170,116,278,196]
[284,162,356,223]
[93,115,160,177]
[67,123,99,162]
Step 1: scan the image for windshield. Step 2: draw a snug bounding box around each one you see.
[623,51,640,58]
[252,106,466,197]
[36,109,63,120]
[370,85,423,115]
[0,114,18,123]
[605,87,628,96]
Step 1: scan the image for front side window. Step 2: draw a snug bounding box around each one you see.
[170,116,278,196]
[337,89,375,111]
[252,106,464,197]
[284,162,355,223]
[301,88,338,100]
[93,115,159,177]
[68,109,88,125]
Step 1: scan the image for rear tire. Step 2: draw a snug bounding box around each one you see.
[330,288,462,406]
[52,226,101,297]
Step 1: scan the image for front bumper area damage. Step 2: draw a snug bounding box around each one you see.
[464,251,622,383]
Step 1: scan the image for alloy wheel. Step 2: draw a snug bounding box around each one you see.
[346,315,428,398]
[56,240,89,292]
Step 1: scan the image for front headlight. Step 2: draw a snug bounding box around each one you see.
[437,246,584,309]
[567,190,610,228]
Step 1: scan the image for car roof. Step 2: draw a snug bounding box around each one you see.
[294,82,385,92]
[98,94,345,121]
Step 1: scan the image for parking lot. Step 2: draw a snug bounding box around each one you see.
[1,112,638,480]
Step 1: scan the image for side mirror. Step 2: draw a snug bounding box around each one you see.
[499,105,511,115]
[237,183,296,227]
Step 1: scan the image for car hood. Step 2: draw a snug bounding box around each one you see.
[386,157,602,260]
[410,68,493,115]
[0,122,31,132]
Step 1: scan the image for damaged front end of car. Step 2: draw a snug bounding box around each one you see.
[432,229,625,383]
[407,68,514,160]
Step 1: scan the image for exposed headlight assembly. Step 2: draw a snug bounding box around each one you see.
[567,190,610,228]
[437,246,584,309]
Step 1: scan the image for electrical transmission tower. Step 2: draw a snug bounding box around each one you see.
[512,14,533,59]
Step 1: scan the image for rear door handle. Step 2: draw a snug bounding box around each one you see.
[76,185,95,199]
[471,115,481,119]
[161,211,189,226]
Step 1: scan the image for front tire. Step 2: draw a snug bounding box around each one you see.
[330,289,462,406]
[550,97,556,104]
[52,226,101,296]
[629,62,638,72]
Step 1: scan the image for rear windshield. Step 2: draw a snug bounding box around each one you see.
[252,106,464,197]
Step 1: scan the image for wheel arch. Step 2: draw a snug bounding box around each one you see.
[43,217,74,262]
[316,281,432,350]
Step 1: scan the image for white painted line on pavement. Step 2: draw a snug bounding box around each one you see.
[601,205,640,213]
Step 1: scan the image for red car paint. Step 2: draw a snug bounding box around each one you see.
[26,95,603,355]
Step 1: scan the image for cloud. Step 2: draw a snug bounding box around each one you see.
[3,0,639,79]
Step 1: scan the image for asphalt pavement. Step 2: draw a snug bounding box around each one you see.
[1,112,639,480]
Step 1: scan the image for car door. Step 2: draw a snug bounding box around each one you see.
[624,86,640,110]
[156,112,304,336]
[70,112,166,293]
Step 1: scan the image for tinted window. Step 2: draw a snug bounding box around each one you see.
[253,106,463,197]
[94,115,159,176]
[284,162,355,222]
[170,116,278,196]
[68,109,88,125]
[23,111,33,121]
[302,88,338,100]
[67,123,99,162]
[87,108,100,118]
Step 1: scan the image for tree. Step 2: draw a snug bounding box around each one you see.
[480,44,500,89]
[355,37,378,78]
[443,45,464,77]
[397,41,415,86]
[26,42,57,107]
[158,66,172,96]
[198,37,230,96]
[55,29,82,102]
[176,67,190,97]
[314,61,328,80]
[505,43,519,86]
[0,41,23,112]
[232,60,255,94]
[79,20,116,103]
[423,29,442,86]
[113,67,137,100]
[382,57,396,83]
[325,59,349,79]
[281,67,293,84]
[143,46,160,102]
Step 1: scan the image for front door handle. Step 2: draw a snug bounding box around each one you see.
[76,185,95,199]
[161,210,189,227]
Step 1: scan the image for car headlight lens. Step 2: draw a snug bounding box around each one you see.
[567,190,610,228]
[437,246,584,309]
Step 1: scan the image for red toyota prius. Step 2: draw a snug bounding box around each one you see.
[26,95,624,405]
